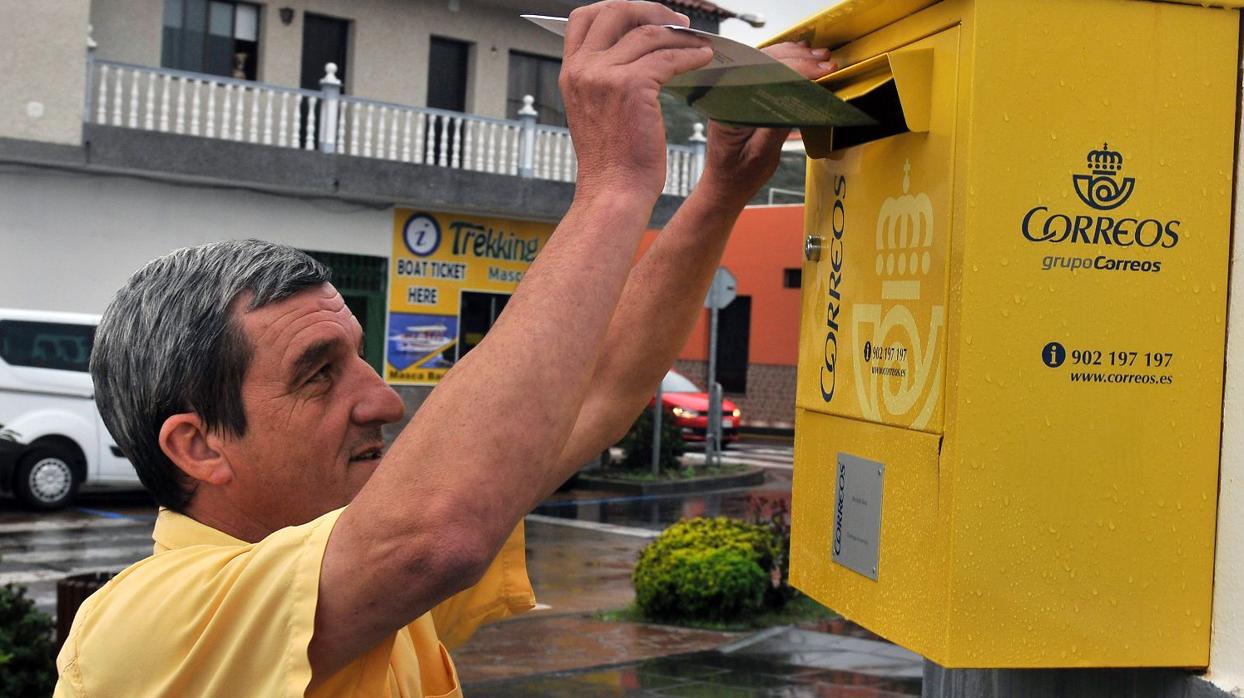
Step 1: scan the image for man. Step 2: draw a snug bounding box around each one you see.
[55,2,836,695]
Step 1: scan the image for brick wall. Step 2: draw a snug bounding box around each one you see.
[673,360,796,430]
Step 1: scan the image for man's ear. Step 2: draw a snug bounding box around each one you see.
[158,413,234,486]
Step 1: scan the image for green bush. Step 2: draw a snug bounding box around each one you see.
[633,517,777,622]
[0,584,56,697]
[617,408,686,472]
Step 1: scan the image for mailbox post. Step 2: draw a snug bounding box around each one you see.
[770,0,1241,671]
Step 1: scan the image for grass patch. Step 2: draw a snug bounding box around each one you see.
[594,461,752,483]
[595,593,838,632]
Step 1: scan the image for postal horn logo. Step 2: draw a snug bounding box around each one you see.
[1072,143,1135,211]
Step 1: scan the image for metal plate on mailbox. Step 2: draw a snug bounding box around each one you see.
[831,452,884,581]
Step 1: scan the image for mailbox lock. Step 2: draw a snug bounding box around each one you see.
[804,235,824,262]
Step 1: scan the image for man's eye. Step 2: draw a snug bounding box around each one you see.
[309,364,332,383]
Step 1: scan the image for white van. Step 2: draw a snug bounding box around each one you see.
[0,309,141,509]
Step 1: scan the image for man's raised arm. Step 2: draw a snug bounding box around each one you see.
[307,0,714,684]
[551,42,839,476]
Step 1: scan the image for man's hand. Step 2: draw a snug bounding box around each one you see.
[560,0,714,203]
[698,42,839,207]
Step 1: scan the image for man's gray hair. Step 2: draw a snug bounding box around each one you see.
[91,240,330,511]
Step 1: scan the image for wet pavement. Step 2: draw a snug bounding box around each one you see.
[0,490,156,615]
[463,628,923,697]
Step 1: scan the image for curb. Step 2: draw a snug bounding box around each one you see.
[574,466,766,495]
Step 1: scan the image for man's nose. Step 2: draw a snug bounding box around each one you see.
[351,360,406,426]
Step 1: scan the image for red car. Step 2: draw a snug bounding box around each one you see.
[651,370,741,445]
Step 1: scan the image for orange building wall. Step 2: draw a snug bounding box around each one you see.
[638,204,805,366]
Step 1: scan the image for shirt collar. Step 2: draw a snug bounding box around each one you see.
[152,507,248,553]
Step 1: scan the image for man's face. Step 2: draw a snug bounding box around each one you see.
[217,283,405,529]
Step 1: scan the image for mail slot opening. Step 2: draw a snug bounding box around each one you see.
[830,80,909,150]
[801,49,933,158]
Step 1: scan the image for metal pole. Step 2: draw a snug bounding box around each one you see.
[652,380,663,475]
[706,305,719,467]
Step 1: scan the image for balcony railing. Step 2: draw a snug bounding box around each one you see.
[85,59,707,197]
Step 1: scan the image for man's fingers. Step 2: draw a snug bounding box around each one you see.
[629,45,715,86]
[581,0,689,53]
[605,25,711,66]
[564,3,609,57]
[762,41,838,80]
[778,57,838,80]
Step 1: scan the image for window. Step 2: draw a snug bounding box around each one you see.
[507,51,565,126]
[428,37,472,112]
[0,321,95,373]
[783,268,802,289]
[162,0,261,80]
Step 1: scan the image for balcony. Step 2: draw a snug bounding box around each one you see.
[84,58,708,198]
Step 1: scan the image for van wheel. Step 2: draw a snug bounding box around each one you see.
[15,446,80,510]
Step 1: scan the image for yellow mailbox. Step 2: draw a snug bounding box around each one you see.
[772,0,1240,668]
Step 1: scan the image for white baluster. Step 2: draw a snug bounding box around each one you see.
[375,107,386,158]
[305,96,318,150]
[221,84,233,139]
[402,111,412,162]
[389,111,399,160]
[175,77,186,133]
[158,74,171,131]
[361,104,373,157]
[338,102,347,154]
[126,70,139,128]
[249,87,259,142]
[553,135,563,180]
[563,135,574,181]
[452,118,462,169]
[96,65,109,124]
[205,81,216,138]
[293,94,303,149]
[506,127,517,175]
[501,126,509,174]
[425,114,438,164]
[440,115,455,169]
[414,113,425,164]
[350,103,362,155]
[484,122,496,173]
[462,121,474,170]
[472,121,484,171]
[190,80,201,135]
[261,90,272,144]
[111,68,123,125]
[143,72,155,129]
[539,132,549,178]
[234,86,245,140]
[278,92,290,147]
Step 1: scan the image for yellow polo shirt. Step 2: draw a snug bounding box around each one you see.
[54,508,534,697]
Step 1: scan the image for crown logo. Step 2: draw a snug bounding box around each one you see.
[1073,142,1134,211]
[875,161,934,302]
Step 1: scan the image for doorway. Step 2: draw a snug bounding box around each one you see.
[300,13,349,148]
[457,291,510,361]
